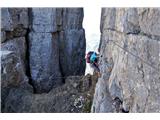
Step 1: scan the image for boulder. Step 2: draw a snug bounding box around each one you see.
[2,75,96,113]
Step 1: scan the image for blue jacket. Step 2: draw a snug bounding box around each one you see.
[90,52,97,63]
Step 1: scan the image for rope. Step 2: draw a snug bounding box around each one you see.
[107,40,159,73]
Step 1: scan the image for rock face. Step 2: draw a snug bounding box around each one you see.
[1,37,27,70]
[1,50,33,111]
[29,8,86,93]
[1,8,28,42]
[92,8,160,112]
[1,8,31,111]
[1,8,28,68]
[58,9,86,77]
[1,8,86,112]
[1,8,86,93]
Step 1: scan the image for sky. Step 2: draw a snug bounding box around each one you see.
[83,7,101,74]
[83,7,101,53]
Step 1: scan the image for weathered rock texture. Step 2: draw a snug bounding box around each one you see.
[1,51,33,112]
[1,8,86,112]
[1,8,31,111]
[2,74,97,113]
[92,8,160,113]
[1,8,28,42]
[29,8,86,93]
[1,8,28,68]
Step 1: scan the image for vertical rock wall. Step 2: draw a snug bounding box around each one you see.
[1,8,33,111]
[1,8,86,95]
[58,8,86,77]
[29,8,86,93]
[92,8,160,113]
[1,8,28,69]
[29,8,62,93]
[1,8,29,88]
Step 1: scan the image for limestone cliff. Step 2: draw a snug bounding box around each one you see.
[29,8,86,92]
[1,8,86,93]
[92,8,160,113]
[1,8,86,112]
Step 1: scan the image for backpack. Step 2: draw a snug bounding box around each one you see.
[90,52,97,63]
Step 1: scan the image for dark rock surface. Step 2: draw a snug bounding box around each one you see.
[29,8,86,92]
[1,8,86,93]
[1,8,86,112]
[1,37,27,71]
[1,50,32,111]
[29,32,62,93]
[2,74,97,113]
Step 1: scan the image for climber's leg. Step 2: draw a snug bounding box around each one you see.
[90,63,99,72]
[90,63,101,77]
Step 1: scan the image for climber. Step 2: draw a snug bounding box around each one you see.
[86,51,101,77]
